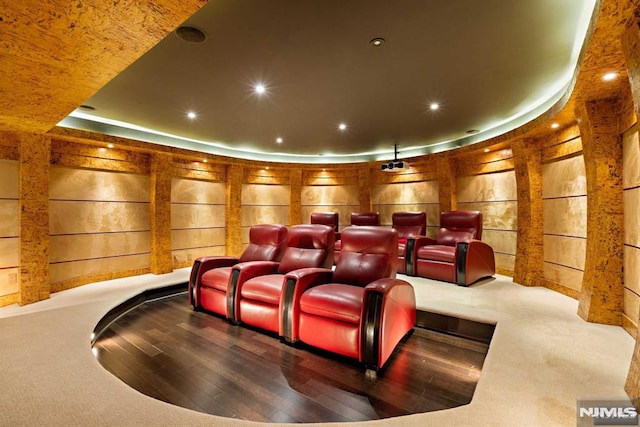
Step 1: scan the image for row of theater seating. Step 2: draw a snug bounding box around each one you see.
[311,210,496,287]
[189,223,416,370]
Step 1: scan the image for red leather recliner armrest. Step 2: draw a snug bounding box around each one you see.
[279,267,334,342]
[413,235,437,249]
[456,239,495,286]
[227,261,280,322]
[189,256,241,308]
[362,278,416,369]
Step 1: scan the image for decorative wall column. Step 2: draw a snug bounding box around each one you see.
[512,139,544,287]
[226,164,243,257]
[149,153,173,274]
[576,98,624,325]
[436,155,456,213]
[18,132,50,305]
[358,166,372,212]
[289,168,302,225]
[622,8,640,405]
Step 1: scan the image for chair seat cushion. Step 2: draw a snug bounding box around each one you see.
[201,266,232,292]
[240,274,284,305]
[398,241,407,256]
[417,245,455,263]
[300,284,364,325]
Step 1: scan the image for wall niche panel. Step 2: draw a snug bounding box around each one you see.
[49,166,151,291]
[241,184,290,244]
[624,126,640,334]
[0,160,19,302]
[372,181,439,237]
[542,154,587,296]
[171,179,226,268]
[456,170,517,275]
[301,184,359,230]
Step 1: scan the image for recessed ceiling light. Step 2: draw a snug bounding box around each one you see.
[551,122,560,129]
[276,137,283,144]
[187,111,197,119]
[483,148,490,153]
[370,37,385,47]
[429,103,439,110]
[175,26,207,44]
[254,84,266,95]
[338,123,347,131]
[602,72,618,81]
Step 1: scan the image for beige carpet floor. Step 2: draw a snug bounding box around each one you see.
[0,270,634,426]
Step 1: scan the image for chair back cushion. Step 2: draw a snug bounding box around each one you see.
[332,226,398,286]
[310,212,339,232]
[392,211,427,239]
[239,224,288,262]
[435,210,483,246]
[350,211,380,226]
[278,224,335,272]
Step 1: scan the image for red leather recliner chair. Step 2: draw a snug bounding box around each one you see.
[281,226,416,370]
[334,211,380,264]
[310,212,339,233]
[229,224,335,331]
[188,224,287,316]
[413,210,495,286]
[392,211,427,276]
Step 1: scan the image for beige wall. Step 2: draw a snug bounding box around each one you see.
[371,180,440,237]
[171,178,226,268]
[624,126,640,332]
[241,184,290,244]
[457,171,518,274]
[301,184,360,231]
[49,166,151,287]
[542,152,587,295]
[0,160,19,298]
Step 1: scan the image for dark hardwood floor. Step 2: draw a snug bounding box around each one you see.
[93,293,491,423]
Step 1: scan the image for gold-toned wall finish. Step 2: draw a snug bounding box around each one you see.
[50,166,150,202]
[577,99,624,325]
[1,0,206,133]
[226,165,243,257]
[542,155,587,198]
[0,159,20,303]
[512,139,544,287]
[50,233,151,263]
[623,129,640,189]
[457,172,517,203]
[241,184,291,206]
[301,184,360,229]
[623,127,640,334]
[19,133,50,305]
[290,169,303,226]
[0,160,19,198]
[50,201,150,234]
[241,184,290,243]
[625,246,640,330]
[437,157,456,213]
[372,181,440,237]
[358,167,373,212]
[51,140,150,174]
[626,188,640,246]
[543,197,588,238]
[50,255,150,291]
[171,178,226,268]
[150,154,173,274]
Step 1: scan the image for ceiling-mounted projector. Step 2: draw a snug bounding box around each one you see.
[381,144,409,172]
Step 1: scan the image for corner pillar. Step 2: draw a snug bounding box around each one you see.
[436,156,456,213]
[226,164,243,257]
[150,153,173,274]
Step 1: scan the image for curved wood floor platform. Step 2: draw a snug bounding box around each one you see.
[93,293,491,423]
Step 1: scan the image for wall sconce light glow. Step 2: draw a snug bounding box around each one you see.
[107,144,114,149]
[254,84,266,95]
[430,103,439,110]
[602,72,618,81]
[483,148,490,153]
[202,159,208,163]
[187,111,197,119]
[551,123,560,129]
[338,123,347,131]
[276,137,283,144]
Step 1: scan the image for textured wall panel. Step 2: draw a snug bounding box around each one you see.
[241,206,290,227]
[543,197,588,237]
[172,247,225,267]
[456,201,518,230]
[301,205,359,228]
[623,130,640,189]
[301,185,359,206]
[0,160,19,198]
[371,181,439,205]
[543,263,583,291]
[0,268,19,296]
[171,228,226,251]
[50,232,150,263]
[50,254,150,284]
[625,188,640,247]
[171,204,226,230]
[625,246,640,296]
[50,201,150,235]
[624,288,640,327]
[171,179,225,204]
[457,171,516,203]
[542,156,587,198]
[495,254,516,272]
[0,237,19,268]
[0,200,19,237]
[543,235,587,271]
[483,230,517,256]
[242,184,290,206]
[50,167,150,202]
